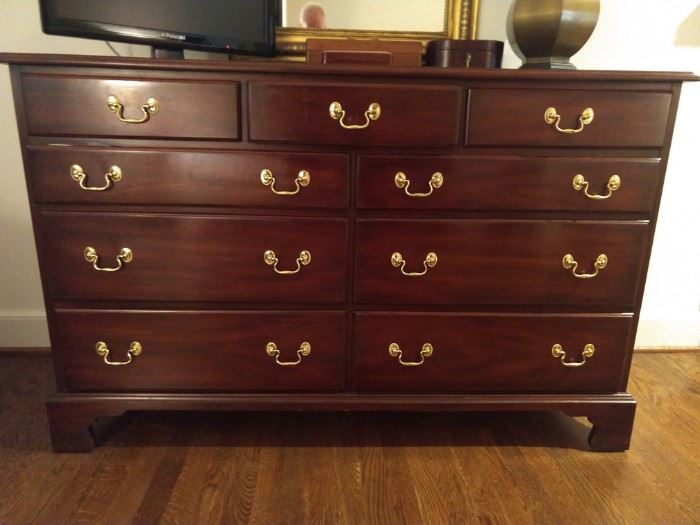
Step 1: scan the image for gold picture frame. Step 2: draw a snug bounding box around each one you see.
[276,0,479,56]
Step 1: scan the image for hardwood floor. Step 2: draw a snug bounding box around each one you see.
[1,351,698,525]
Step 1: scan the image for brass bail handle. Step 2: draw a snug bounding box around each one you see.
[260,169,310,195]
[544,106,594,134]
[388,342,433,366]
[95,341,142,366]
[394,171,444,197]
[391,251,438,277]
[329,101,381,129]
[264,249,311,275]
[551,343,595,367]
[70,164,122,191]
[562,253,607,279]
[573,174,621,200]
[107,95,159,124]
[84,246,133,272]
[266,341,311,366]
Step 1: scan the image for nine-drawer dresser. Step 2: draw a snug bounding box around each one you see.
[2,53,695,451]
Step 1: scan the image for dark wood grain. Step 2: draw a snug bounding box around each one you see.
[27,146,349,209]
[354,219,648,307]
[2,352,699,524]
[248,81,462,145]
[39,212,348,303]
[52,309,346,392]
[354,312,633,392]
[586,401,637,451]
[22,75,240,139]
[356,155,662,213]
[467,88,672,147]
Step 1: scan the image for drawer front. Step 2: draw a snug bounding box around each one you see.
[53,309,346,391]
[40,212,347,303]
[354,219,648,307]
[355,313,632,392]
[248,82,462,146]
[467,89,671,147]
[356,155,662,212]
[27,146,348,209]
[22,75,240,140]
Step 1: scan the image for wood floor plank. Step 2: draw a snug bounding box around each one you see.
[1,352,699,525]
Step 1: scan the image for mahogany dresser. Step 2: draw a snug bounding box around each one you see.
[2,53,695,452]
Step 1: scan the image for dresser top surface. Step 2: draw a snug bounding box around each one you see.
[1,53,697,83]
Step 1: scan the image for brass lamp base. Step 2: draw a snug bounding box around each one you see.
[507,0,600,70]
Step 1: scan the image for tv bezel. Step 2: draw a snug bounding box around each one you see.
[39,0,278,57]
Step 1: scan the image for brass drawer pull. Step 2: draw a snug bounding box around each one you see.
[95,341,142,366]
[394,171,444,197]
[562,253,607,279]
[260,168,310,195]
[544,106,594,134]
[70,164,122,191]
[266,341,311,366]
[107,95,159,124]
[329,101,381,130]
[84,246,133,272]
[264,249,311,275]
[551,343,595,367]
[388,342,433,366]
[391,251,437,277]
[573,174,621,200]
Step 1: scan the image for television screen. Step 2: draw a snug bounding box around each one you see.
[40,0,278,57]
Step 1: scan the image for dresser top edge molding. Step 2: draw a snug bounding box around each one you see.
[1,53,697,83]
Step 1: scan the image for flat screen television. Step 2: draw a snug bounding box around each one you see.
[39,0,279,58]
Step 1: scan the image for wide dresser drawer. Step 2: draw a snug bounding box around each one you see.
[27,146,349,209]
[39,212,348,303]
[22,75,240,140]
[356,155,661,212]
[467,88,671,147]
[248,82,462,146]
[53,309,346,391]
[355,219,648,307]
[355,313,633,392]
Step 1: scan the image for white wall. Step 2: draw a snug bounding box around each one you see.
[1,1,699,347]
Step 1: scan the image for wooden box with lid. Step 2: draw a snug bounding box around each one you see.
[425,39,504,68]
[2,53,695,451]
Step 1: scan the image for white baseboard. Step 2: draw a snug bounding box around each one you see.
[635,317,700,350]
[0,313,50,347]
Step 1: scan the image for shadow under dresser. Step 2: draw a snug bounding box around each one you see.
[2,53,696,451]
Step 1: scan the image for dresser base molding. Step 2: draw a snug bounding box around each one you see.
[46,393,636,453]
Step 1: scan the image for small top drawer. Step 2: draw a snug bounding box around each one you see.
[248,82,462,146]
[467,88,671,147]
[21,75,240,140]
